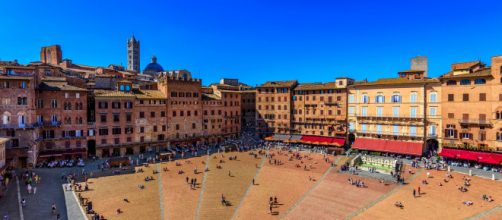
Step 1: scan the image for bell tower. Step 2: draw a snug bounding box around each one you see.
[127,35,140,72]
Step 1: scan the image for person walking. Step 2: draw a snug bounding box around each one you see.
[413,189,416,198]
[51,203,57,215]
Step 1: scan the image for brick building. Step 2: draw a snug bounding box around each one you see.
[256,80,298,137]
[36,77,88,160]
[91,80,168,157]
[291,77,353,147]
[0,65,39,167]
[158,70,204,146]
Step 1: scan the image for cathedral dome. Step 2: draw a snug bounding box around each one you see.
[143,55,164,77]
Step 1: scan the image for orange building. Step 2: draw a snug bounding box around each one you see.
[438,57,502,164]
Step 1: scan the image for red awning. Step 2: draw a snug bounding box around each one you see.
[300,135,345,146]
[352,138,423,156]
[439,148,502,165]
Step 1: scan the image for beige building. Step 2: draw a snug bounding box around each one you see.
[348,59,441,156]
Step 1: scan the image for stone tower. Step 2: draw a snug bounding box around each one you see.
[127,35,140,72]
[40,45,62,65]
[411,56,428,77]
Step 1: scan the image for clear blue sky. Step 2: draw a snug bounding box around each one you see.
[1,0,502,86]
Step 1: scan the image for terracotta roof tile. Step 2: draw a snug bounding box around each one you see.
[451,61,481,70]
[259,80,298,88]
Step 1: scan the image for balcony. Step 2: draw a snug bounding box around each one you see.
[0,123,40,129]
[459,119,492,126]
[355,130,424,141]
[356,114,424,122]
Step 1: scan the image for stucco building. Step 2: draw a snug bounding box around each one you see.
[348,58,441,156]
[438,57,502,164]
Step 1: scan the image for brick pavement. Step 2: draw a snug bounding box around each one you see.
[232,150,332,220]
[354,169,502,220]
[197,152,262,220]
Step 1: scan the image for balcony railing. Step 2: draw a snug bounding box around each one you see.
[459,119,492,126]
[0,123,41,129]
[356,114,424,122]
[355,130,424,141]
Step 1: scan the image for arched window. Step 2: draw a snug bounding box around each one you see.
[446,80,457,86]
[474,78,486,84]
[361,94,369,103]
[460,79,471,85]
[391,94,401,103]
[375,94,385,103]
[2,112,11,125]
[119,85,125,91]
[125,85,131,91]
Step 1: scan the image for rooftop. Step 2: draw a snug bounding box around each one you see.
[259,80,297,88]
[352,77,439,87]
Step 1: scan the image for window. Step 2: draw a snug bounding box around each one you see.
[410,107,417,118]
[460,79,471,85]
[126,113,132,122]
[461,132,472,139]
[161,111,166,117]
[361,107,368,116]
[474,78,486,84]
[113,114,120,122]
[463,94,469,101]
[393,125,399,135]
[429,125,437,136]
[479,93,486,101]
[429,107,437,116]
[429,92,437,103]
[496,111,502,120]
[446,80,457,86]
[151,112,155,117]
[361,94,369,103]
[76,93,80,99]
[375,94,385,103]
[361,124,367,132]
[410,92,417,103]
[391,94,401,103]
[100,114,107,123]
[140,127,144,133]
[410,126,417,136]
[17,97,27,105]
[139,112,145,118]
[349,122,355,131]
[448,94,454,102]
[112,127,121,135]
[376,124,382,134]
[99,128,109,136]
[348,107,355,115]
[348,94,355,103]
[376,107,383,117]
[445,124,457,138]
[392,107,399,117]
[51,99,58,108]
[112,102,121,109]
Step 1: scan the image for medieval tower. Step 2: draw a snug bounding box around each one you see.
[127,35,140,72]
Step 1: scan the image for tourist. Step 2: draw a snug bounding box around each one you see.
[51,203,57,215]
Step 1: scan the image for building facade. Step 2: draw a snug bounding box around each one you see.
[348,60,441,156]
[256,81,297,137]
[439,58,502,154]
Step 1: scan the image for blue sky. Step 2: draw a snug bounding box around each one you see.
[1,0,502,86]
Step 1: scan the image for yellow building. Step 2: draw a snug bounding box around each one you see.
[348,68,441,157]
